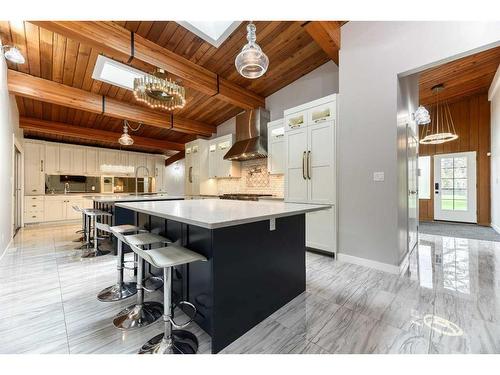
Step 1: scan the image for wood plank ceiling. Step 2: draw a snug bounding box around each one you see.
[0,21,332,154]
[419,46,500,105]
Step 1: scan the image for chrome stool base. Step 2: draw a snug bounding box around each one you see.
[97,282,137,302]
[138,330,198,354]
[113,302,163,330]
[81,248,110,258]
[143,276,163,292]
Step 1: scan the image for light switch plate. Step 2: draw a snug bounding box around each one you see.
[373,172,385,182]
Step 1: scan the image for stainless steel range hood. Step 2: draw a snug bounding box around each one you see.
[223,108,270,161]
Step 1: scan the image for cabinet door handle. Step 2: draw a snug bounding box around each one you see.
[189,167,193,183]
[40,160,44,172]
[307,151,311,180]
[302,151,307,180]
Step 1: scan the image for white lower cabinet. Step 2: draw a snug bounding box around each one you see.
[24,195,92,224]
[306,207,336,252]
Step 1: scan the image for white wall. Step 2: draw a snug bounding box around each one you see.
[164,159,185,196]
[217,61,339,137]
[490,66,500,234]
[339,21,500,268]
[266,61,339,121]
[0,49,22,255]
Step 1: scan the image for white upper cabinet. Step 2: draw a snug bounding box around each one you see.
[44,143,59,174]
[59,146,73,174]
[267,119,285,175]
[24,141,45,195]
[85,148,99,176]
[206,134,240,178]
[147,156,156,178]
[208,140,218,179]
[71,147,86,175]
[216,134,240,178]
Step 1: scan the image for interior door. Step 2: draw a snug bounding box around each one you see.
[434,151,477,223]
[307,120,335,204]
[407,123,418,253]
[285,127,308,202]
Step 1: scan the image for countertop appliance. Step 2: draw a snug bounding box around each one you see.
[223,108,270,161]
[219,193,273,201]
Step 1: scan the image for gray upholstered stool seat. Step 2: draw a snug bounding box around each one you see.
[96,222,141,302]
[135,242,207,355]
[124,232,172,247]
[112,231,172,331]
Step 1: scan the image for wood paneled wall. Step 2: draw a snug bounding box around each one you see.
[419,92,491,226]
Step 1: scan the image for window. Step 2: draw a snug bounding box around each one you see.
[418,156,431,199]
[176,21,241,48]
[92,55,146,90]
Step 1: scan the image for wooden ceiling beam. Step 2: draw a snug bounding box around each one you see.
[302,21,341,65]
[8,69,215,137]
[30,21,265,109]
[165,150,185,166]
[19,117,185,152]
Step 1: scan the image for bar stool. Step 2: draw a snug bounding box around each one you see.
[72,205,89,248]
[112,231,172,330]
[95,221,142,302]
[81,209,112,258]
[131,241,207,354]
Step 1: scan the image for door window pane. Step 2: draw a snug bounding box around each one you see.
[418,156,431,199]
[439,155,469,211]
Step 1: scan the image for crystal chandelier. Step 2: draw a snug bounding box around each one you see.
[419,84,458,145]
[133,68,186,111]
[235,22,269,79]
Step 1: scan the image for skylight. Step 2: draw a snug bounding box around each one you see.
[177,21,241,48]
[92,55,146,90]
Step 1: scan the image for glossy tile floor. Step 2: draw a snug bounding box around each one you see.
[1,223,500,354]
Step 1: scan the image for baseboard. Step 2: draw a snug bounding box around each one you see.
[306,246,335,258]
[492,222,500,235]
[336,253,401,274]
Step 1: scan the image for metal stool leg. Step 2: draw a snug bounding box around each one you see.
[139,267,198,354]
[112,257,163,330]
[97,239,137,302]
[82,215,110,258]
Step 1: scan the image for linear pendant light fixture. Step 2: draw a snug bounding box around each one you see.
[419,84,458,145]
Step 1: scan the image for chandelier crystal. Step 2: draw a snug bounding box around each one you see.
[235,22,269,79]
[133,68,186,111]
[419,84,458,145]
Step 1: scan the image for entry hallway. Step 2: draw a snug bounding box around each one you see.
[1,223,499,354]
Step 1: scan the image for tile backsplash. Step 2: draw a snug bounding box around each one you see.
[216,159,284,197]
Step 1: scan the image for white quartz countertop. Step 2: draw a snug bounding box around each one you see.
[86,194,184,203]
[115,199,331,229]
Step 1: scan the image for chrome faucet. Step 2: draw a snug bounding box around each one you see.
[64,182,70,194]
[135,166,150,194]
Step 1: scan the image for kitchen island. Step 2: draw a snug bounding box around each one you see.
[115,199,330,353]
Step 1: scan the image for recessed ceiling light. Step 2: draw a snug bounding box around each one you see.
[177,21,241,48]
[92,55,147,90]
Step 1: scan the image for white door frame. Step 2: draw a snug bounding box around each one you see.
[11,134,24,238]
[434,151,477,223]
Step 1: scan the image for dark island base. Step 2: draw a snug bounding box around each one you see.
[115,206,306,353]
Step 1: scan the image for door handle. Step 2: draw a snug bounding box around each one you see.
[302,151,307,180]
[307,151,311,179]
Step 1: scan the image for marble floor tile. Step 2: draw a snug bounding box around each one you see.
[2,223,500,354]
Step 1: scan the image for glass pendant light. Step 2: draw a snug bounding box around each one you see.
[419,84,458,145]
[118,120,141,146]
[235,22,269,79]
[1,45,25,64]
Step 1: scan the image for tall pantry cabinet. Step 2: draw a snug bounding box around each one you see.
[284,94,337,254]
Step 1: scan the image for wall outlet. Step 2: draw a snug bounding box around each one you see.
[373,172,385,182]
